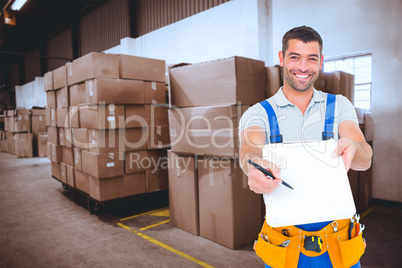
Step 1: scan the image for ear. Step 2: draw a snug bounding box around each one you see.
[279,51,284,67]
[319,54,324,70]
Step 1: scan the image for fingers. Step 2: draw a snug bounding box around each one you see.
[333,138,356,171]
[247,160,282,194]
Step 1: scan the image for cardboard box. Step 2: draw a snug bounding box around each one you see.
[355,107,366,125]
[46,108,57,127]
[89,173,146,202]
[81,150,124,179]
[87,128,146,154]
[44,71,54,91]
[5,110,15,133]
[6,132,15,154]
[47,127,59,145]
[145,126,170,149]
[60,163,67,183]
[265,66,282,98]
[67,52,119,85]
[87,128,125,154]
[56,108,69,128]
[49,143,62,163]
[364,112,374,142]
[14,109,31,133]
[3,115,9,132]
[36,132,48,157]
[73,148,82,171]
[69,106,80,128]
[85,79,145,105]
[53,65,68,90]
[118,54,166,83]
[51,162,61,180]
[79,104,125,129]
[69,83,86,106]
[169,56,265,108]
[74,169,90,194]
[31,109,47,134]
[62,146,74,166]
[124,128,148,152]
[144,82,167,104]
[125,104,169,128]
[146,169,168,193]
[125,149,167,174]
[358,166,372,213]
[314,70,326,91]
[198,157,262,249]
[325,71,355,104]
[14,133,33,158]
[168,151,199,235]
[66,164,75,187]
[59,128,73,148]
[56,87,69,108]
[71,128,89,150]
[46,91,57,108]
[168,105,248,158]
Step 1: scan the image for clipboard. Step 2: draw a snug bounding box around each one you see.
[262,139,356,227]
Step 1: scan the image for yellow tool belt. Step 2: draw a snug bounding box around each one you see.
[254,219,366,268]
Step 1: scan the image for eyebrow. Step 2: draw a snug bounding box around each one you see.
[288,52,320,58]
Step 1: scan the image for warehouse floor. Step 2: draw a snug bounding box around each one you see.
[0,152,401,268]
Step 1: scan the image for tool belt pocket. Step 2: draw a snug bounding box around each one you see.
[255,224,299,268]
[255,233,288,268]
[337,233,365,267]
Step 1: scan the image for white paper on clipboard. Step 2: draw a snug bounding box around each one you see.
[262,139,356,227]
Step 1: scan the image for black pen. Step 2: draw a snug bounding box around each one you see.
[247,159,294,190]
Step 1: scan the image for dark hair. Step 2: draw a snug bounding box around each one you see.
[282,26,323,55]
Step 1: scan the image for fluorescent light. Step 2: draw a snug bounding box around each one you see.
[11,0,28,11]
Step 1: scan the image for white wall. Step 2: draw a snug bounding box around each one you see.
[15,77,46,109]
[105,0,270,65]
[270,0,402,202]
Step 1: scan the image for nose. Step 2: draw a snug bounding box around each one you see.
[298,58,309,72]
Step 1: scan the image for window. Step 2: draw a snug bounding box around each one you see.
[323,53,372,110]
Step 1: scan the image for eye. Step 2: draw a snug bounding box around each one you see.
[310,58,318,61]
[290,56,298,60]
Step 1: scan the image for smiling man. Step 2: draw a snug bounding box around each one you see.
[239,26,372,267]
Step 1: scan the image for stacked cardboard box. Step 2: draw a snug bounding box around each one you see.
[168,56,265,249]
[44,52,169,202]
[1,108,47,158]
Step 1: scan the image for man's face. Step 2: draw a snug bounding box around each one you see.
[279,39,323,92]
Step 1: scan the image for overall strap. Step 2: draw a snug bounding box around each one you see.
[260,100,283,143]
[322,93,336,140]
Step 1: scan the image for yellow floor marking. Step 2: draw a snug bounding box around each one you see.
[117,222,214,268]
[150,208,170,217]
[120,207,169,221]
[140,219,170,231]
[361,206,375,219]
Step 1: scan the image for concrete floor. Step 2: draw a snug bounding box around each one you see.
[0,152,401,268]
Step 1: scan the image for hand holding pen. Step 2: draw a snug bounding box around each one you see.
[247,159,294,193]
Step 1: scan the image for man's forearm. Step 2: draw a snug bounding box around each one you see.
[239,144,263,175]
[351,140,373,171]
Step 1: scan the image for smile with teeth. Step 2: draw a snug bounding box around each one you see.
[294,73,310,79]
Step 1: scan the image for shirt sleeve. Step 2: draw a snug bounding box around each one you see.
[338,95,358,125]
[238,104,269,136]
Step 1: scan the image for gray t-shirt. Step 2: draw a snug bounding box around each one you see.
[239,87,358,143]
